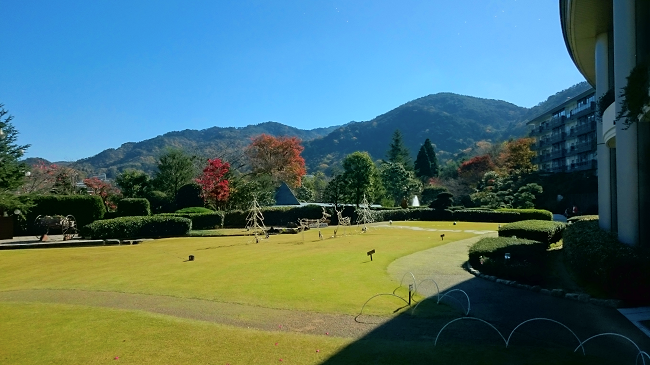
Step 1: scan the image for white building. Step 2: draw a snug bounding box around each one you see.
[560,0,650,246]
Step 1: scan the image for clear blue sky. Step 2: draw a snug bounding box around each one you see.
[1,0,586,162]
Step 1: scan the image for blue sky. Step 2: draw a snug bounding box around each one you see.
[1,0,586,162]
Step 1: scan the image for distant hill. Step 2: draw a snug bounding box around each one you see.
[25,82,593,177]
[71,122,340,177]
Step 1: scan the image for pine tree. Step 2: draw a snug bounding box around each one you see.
[386,129,412,168]
[0,105,30,213]
[414,145,433,179]
[423,138,439,177]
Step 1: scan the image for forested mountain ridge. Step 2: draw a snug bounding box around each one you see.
[28,82,592,177]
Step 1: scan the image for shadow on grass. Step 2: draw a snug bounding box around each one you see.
[320,273,650,365]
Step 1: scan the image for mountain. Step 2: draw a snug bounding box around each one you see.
[302,93,528,172]
[27,82,593,177]
[71,122,340,177]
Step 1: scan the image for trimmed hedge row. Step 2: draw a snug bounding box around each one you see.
[27,195,106,229]
[118,198,151,217]
[496,209,553,221]
[223,205,328,228]
[176,207,214,214]
[567,215,599,223]
[80,216,191,239]
[158,212,224,230]
[563,220,650,304]
[468,236,548,284]
[498,220,565,245]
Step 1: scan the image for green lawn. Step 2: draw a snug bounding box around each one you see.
[0,222,496,314]
[0,302,607,365]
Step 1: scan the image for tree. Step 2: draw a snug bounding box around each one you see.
[115,169,151,198]
[457,155,496,188]
[322,174,346,207]
[380,162,422,206]
[423,138,439,177]
[341,151,380,207]
[0,105,30,213]
[83,177,121,211]
[301,172,327,202]
[414,138,439,181]
[386,129,412,168]
[499,138,536,173]
[196,158,230,209]
[226,174,276,211]
[246,134,306,188]
[153,148,197,199]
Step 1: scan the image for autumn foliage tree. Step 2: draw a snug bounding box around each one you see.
[83,177,121,211]
[499,138,536,173]
[246,134,306,188]
[196,158,230,209]
[457,155,495,188]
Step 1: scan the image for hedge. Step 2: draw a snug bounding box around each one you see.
[118,198,151,217]
[80,216,191,239]
[567,215,599,224]
[176,207,214,214]
[223,205,329,228]
[468,236,548,284]
[26,195,106,231]
[158,212,224,230]
[496,208,553,221]
[563,220,650,304]
[498,220,565,245]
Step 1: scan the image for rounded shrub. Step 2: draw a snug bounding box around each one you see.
[176,207,214,214]
[158,212,224,230]
[498,220,565,245]
[469,236,548,284]
[80,216,191,239]
[118,198,151,217]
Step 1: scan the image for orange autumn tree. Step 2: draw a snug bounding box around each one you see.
[499,138,536,173]
[246,134,306,188]
[457,155,496,188]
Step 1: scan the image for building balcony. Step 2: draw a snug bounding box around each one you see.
[549,116,566,128]
[532,139,551,150]
[568,102,595,119]
[547,132,566,144]
[549,149,566,160]
[530,125,548,137]
[567,159,597,172]
[566,140,597,156]
[548,165,566,173]
[568,121,596,137]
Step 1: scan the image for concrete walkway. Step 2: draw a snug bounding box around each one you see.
[382,229,650,360]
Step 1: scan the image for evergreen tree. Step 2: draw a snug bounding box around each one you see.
[414,138,439,180]
[414,145,433,179]
[386,130,412,168]
[0,105,30,213]
[423,138,439,177]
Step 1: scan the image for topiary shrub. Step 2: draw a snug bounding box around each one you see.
[452,209,521,223]
[26,195,105,231]
[496,208,553,221]
[158,212,224,230]
[176,207,214,214]
[567,215,598,224]
[118,198,151,217]
[175,183,204,211]
[563,220,650,304]
[469,236,548,284]
[80,216,191,239]
[498,220,565,245]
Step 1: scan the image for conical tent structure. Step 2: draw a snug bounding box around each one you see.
[274,182,300,205]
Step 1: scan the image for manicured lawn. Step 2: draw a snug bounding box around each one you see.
[0,223,496,315]
[0,302,608,365]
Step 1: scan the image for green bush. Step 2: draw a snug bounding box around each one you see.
[118,198,151,217]
[176,207,214,214]
[563,220,650,304]
[452,209,521,223]
[26,195,105,231]
[567,215,598,223]
[223,205,329,228]
[498,220,565,245]
[496,208,553,221]
[158,212,224,230]
[80,216,191,239]
[469,236,548,284]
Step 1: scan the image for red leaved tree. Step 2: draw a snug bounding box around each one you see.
[246,134,306,188]
[83,177,121,211]
[457,155,496,188]
[196,158,230,209]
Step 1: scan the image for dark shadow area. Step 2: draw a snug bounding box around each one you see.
[320,271,650,365]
